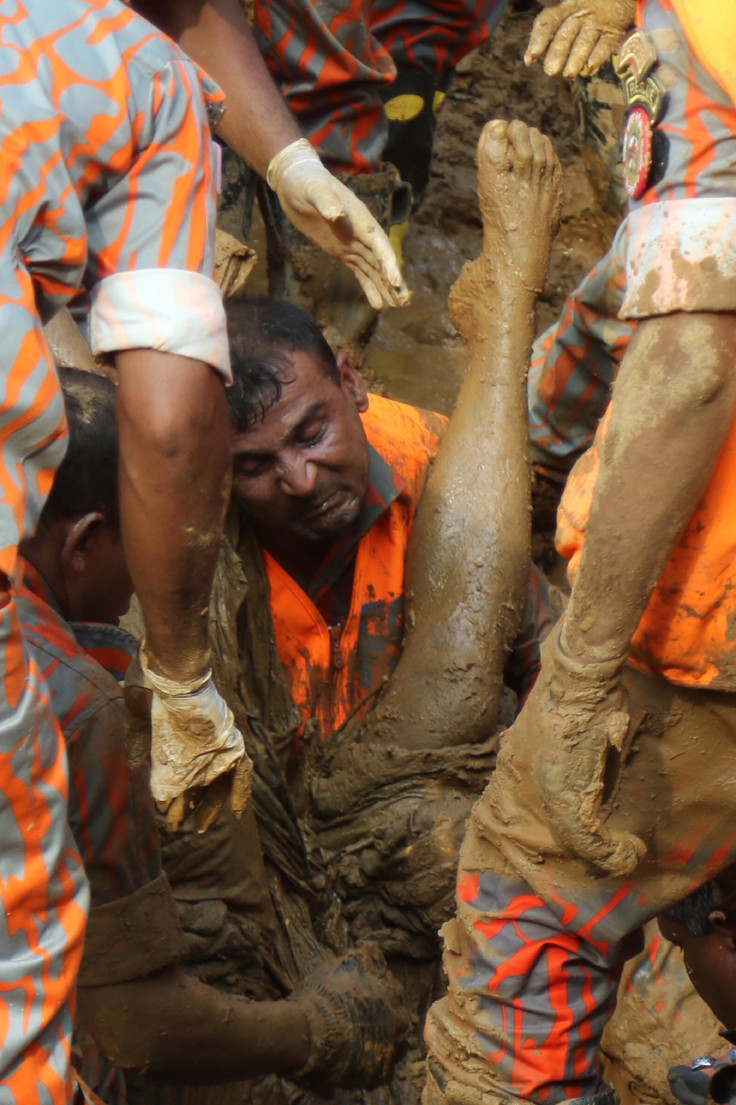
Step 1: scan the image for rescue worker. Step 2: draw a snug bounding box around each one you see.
[131,0,409,316]
[0,1,254,1096]
[223,295,553,746]
[423,3,736,1104]
[21,369,408,1104]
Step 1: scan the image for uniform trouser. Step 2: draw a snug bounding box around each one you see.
[0,273,89,1102]
[424,665,736,1105]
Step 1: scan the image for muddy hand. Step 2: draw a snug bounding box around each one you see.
[528,622,646,876]
[450,119,562,341]
[130,645,253,832]
[525,0,636,79]
[293,942,409,1089]
[267,139,410,311]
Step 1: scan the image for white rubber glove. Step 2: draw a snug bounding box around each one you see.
[139,649,253,832]
[524,0,636,80]
[267,139,410,312]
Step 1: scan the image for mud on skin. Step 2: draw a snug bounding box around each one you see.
[361,119,563,754]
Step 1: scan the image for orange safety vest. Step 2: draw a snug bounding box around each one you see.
[557,402,736,690]
[666,1,736,105]
[264,393,447,739]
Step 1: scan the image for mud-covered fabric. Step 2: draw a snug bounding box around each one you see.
[426,664,736,1105]
[600,921,725,1105]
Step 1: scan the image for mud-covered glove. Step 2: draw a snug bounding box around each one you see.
[292,942,409,1089]
[524,0,636,79]
[126,647,253,833]
[528,621,645,877]
[267,138,410,312]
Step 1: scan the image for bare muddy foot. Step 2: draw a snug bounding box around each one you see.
[450,119,563,341]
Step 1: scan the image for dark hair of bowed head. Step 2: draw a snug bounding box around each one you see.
[37,367,120,532]
[225,297,340,434]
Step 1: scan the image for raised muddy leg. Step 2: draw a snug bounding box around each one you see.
[373,118,563,749]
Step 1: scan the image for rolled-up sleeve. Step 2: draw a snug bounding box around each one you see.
[89,269,230,380]
[85,55,229,378]
[620,197,736,319]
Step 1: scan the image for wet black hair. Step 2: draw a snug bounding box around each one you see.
[37,368,119,532]
[225,297,340,433]
[663,884,715,938]
[663,865,736,938]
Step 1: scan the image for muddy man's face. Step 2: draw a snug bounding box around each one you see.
[230,349,370,546]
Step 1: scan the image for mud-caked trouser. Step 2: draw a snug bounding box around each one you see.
[424,665,736,1105]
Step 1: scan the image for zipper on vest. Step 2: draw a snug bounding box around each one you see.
[328,624,344,670]
[327,623,344,736]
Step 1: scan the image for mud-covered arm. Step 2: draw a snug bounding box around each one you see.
[78,966,310,1082]
[519,311,736,878]
[562,311,736,666]
[78,943,407,1087]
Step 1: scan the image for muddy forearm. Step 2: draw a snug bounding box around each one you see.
[377,286,536,749]
[115,350,231,682]
[78,967,310,1082]
[134,0,300,176]
[564,311,736,665]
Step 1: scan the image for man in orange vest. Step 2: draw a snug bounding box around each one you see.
[223,296,554,750]
[423,3,736,1105]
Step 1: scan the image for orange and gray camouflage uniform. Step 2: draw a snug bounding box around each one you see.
[0,1,227,1099]
[425,3,736,1104]
[252,0,509,174]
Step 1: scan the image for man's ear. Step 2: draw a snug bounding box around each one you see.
[709,910,736,945]
[60,513,106,575]
[336,352,369,412]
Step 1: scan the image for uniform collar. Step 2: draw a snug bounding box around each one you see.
[20,559,135,678]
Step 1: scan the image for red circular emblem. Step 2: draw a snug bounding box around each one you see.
[623,106,654,200]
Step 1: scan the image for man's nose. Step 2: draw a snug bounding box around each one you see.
[279,454,318,497]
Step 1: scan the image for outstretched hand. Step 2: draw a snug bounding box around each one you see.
[524,0,636,80]
[267,139,410,311]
